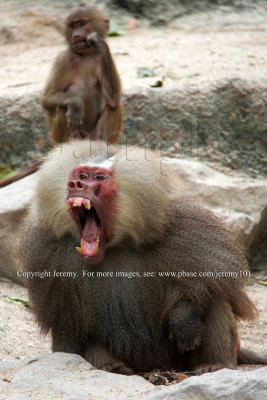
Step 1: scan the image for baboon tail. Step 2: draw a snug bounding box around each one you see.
[238,348,267,365]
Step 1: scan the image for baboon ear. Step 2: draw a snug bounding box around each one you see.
[104,19,110,35]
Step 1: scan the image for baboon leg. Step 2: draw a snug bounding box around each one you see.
[194,298,238,373]
[52,330,85,356]
[85,341,133,374]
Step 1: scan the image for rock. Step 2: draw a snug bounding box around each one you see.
[0,23,20,43]
[149,367,267,400]
[110,0,259,25]
[0,353,152,400]
[0,353,266,400]
[110,0,187,24]
[0,159,266,282]
[0,361,15,370]
[122,79,267,179]
[167,159,267,257]
[252,235,267,271]
[0,92,51,169]
[0,174,36,283]
[0,79,266,178]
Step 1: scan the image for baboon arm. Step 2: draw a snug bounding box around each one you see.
[42,92,75,112]
[42,57,73,112]
[100,42,121,109]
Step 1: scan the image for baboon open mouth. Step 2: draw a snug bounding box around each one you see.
[66,197,101,257]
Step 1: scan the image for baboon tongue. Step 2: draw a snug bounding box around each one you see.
[76,214,100,257]
[79,238,99,257]
[83,213,98,242]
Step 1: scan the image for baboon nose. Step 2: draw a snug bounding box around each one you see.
[73,35,82,44]
[68,179,85,190]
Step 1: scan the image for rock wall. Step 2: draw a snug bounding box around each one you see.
[1,78,267,178]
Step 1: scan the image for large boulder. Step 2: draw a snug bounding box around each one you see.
[0,174,36,283]
[0,353,266,400]
[110,0,261,25]
[0,92,51,169]
[168,159,267,256]
[1,79,267,178]
[122,79,267,178]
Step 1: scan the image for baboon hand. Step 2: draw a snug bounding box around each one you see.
[66,98,84,131]
[86,32,100,47]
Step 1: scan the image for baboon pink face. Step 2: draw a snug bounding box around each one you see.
[66,164,117,263]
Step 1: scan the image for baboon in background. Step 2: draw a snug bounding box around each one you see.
[42,6,122,144]
[0,7,123,188]
[20,140,267,374]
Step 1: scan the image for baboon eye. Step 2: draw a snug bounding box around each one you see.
[79,172,88,180]
[94,174,107,181]
[80,21,86,27]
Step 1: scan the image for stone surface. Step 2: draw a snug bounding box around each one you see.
[0,353,266,400]
[167,159,267,256]
[0,353,152,400]
[148,366,267,400]
[110,0,266,25]
[122,79,267,178]
[0,92,51,169]
[1,79,266,177]
[0,174,36,283]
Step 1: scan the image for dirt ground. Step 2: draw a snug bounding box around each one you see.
[0,2,267,95]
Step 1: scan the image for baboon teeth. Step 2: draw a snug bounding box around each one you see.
[76,235,101,257]
[73,198,83,207]
[76,239,84,254]
[66,197,92,210]
[76,246,83,254]
[84,200,91,210]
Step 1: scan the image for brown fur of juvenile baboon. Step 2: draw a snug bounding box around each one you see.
[42,7,122,145]
[20,140,267,373]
